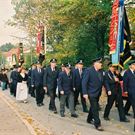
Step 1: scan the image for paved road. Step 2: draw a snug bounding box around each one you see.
[1,89,135,135]
[0,92,31,135]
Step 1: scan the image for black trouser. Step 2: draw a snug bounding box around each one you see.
[48,89,57,111]
[87,96,101,128]
[104,93,126,121]
[29,86,35,97]
[35,85,44,104]
[74,87,87,111]
[74,88,80,105]
[10,82,14,95]
[11,81,17,97]
[128,93,135,118]
[124,98,131,114]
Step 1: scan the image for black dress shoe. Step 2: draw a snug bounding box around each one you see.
[60,112,65,117]
[96,126,104,131]
[49,107,53,111]
[125,113,131,116]
[104,117,110,121]
[37,103,41,107]
[87,120,94,125]
[71,114,78,118]
[120,118,130,122]
[41,103,44,106]
[52,109,57,114]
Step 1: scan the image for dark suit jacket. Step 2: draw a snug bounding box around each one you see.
[123,69,135,95]
[31,68,44,87]
[82,66,104,97]
[104,70,120,95]
[58,71,73,95]
[10,70,18,84]
[43,66,59,90]
[73,68,84,89]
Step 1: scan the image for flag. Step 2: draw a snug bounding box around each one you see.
[119,7,132,68]
[36,24,44,54]
[111,0,124,65]
[108,0,119,54]
[18,42,24,65]
[12,54,17,66]
[38,50,45,64]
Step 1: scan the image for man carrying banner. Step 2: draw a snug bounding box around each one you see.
[103,62,129,122]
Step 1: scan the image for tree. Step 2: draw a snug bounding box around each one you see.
[0,43,15,52]
[9,0,133,66]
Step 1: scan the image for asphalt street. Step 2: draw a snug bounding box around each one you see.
[0,89,135,135]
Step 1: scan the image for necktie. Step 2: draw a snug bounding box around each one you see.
[79,69,82,77]
[38,68,41,73]
[98,71,102,81]
[52,68,55,72]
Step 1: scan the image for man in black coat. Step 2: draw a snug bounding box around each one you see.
[73,60,88,112]
[103,62,129,122]
[43,58,59,113]
[82,58,104,131]
[28,63,36,97]
[58,63,78,118]
[123,60,135,131]
[10,65,21,97]
[31,62,45,107]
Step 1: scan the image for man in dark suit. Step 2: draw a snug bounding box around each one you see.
[31,62,45,107]
[123,60,135,131]
[28,63,36,97]
[58,63,78,118]
[43,58,59,113]
[82,58,104,131]
[73,60,88,112]
[103,62,129,122]
[10,65,21,97]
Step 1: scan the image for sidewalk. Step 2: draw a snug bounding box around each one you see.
[0,93,31,135]
[1,89,135,135]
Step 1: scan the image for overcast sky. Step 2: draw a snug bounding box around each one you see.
[0,0,26,46]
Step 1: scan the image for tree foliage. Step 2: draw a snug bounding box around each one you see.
[0,43,15,52]
[9,0,134,66]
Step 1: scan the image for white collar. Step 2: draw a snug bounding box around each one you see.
[130,68,134,74]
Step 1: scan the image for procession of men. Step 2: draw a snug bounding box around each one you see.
[0,57,135,132]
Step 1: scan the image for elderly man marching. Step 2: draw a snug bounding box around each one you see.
[73,60,88,112]
[103,62,129,122]
[43,58,59,113]
[82,58,104,131]
[31,62,45,107]
[123,60,135,131]
[58,63,78,118]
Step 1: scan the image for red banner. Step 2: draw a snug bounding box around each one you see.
[108,0,119,54]
[36,25,44,54]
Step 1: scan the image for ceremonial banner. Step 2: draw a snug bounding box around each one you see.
[36,27,42,54]
[108,0,119,54]
[12,54,17,65]
[119,7,132,68]
[112,0,124,65]
[36,25,44,54]
[18,43,24,65]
